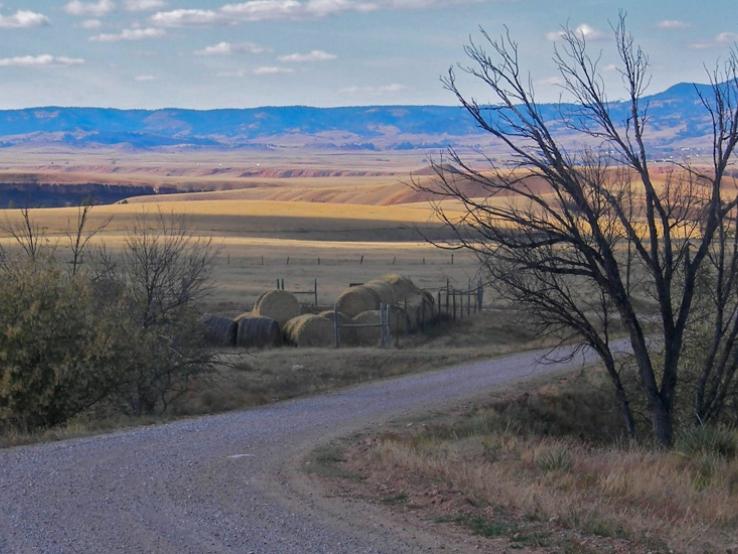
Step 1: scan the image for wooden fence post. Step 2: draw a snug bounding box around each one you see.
[379,304,386,348]
[334,303,340,348]
[314,278,318,307]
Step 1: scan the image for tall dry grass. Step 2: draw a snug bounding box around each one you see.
[349,372,738,552]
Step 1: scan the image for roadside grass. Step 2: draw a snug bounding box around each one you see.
[321,369,738,553]
[0,311,550,449]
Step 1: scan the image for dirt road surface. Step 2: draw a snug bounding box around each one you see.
[0,345,606,553]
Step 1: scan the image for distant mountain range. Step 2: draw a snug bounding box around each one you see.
[0,82,717,152]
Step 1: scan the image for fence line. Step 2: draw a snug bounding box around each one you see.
[435,278,485,321]
[276,278,319,307]
[333,303,392,348]
[274,276,486,322]
[224,254,471,267]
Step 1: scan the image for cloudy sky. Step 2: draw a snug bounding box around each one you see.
[0,0,735,109]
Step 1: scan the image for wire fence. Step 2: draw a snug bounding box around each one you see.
[276,277,319,307]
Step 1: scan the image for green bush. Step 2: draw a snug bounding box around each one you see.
[0,260,121,431]
[0,210,215,433]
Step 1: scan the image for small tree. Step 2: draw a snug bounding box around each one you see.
[110,211,215,416]
[422,15,738,446]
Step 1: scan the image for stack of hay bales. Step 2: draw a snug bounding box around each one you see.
[401,290,436,332]
[335,286,380,318]
[283,314,334,348]
[352,310,381,345]
[199,313,237,346]
[335,274,435,347]
[251,290,300,326]
[351,305,409,346]
[319,309,354,345]
[234,314,281,348]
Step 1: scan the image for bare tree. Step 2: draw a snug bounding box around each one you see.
[123,210,214,328]
[4,207,46,261]
[420,14,738,446]
[114,210,216,415]
[65,203,112,275]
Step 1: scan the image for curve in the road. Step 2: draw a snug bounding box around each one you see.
[0,344,604,554]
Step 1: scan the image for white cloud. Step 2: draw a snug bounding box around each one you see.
[151,0,471,26]
[217,66,294,77]
[546,23,606,42]
[151,8,222,26]
[65,0,116,17]
[657,19,690,30]
[134,74,157,81]
[80,18,102,28]
[253,65,294,74]
[91,27,165,41]
[716,32,738,44]
[536,76,563,87]
[278,49,336,62]
[221,0,303,20]
[339,83,406,94]
[195,41,268,55]
[0,10,50,28]
[125,0,166,11]
[690,32,738,49]
[0,55,85,67]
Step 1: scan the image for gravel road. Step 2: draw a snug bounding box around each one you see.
[0,344,604,553]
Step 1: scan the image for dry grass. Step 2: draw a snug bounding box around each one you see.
[327,370,738,553]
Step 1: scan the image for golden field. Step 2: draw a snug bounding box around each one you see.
[0,149,483,314]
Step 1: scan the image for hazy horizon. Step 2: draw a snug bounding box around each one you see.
[0,78,709,111]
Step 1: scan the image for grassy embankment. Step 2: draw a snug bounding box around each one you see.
[315,367,738,553]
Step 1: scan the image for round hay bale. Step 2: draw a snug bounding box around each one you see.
[335,285,380,317]
[403,291,436,332]
[320,310,356,346]
[352,310,381,346]
[388,305,410,335]
[319,310,351,325]
[363,280,396,305]
[283,314,334,348]
[234,314,281,348]
[352,305,410,346]
[199,313,236,346]
[376,274,419,300]
[252,289,300,326]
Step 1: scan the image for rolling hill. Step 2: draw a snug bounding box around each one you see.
[0,82,716,152]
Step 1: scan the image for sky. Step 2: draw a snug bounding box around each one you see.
[0,0,735,109]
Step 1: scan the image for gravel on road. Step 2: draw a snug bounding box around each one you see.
[0,344,604,553]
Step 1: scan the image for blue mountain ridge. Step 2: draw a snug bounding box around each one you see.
[0,82,714,150]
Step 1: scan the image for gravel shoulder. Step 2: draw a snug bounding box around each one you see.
[0,344,604,553]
